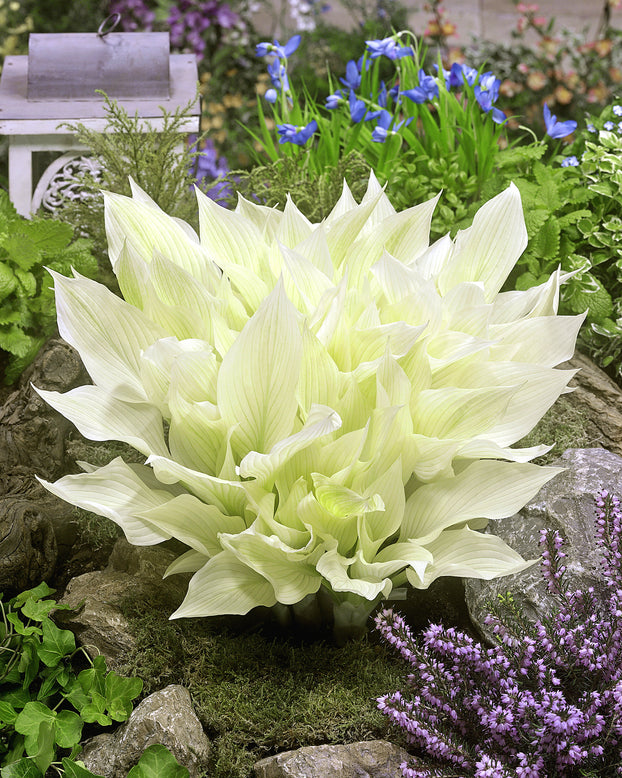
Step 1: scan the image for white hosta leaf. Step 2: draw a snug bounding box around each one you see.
[372,541,433,585]
[356,458,405,555]
[290,224,334,279]
[383,193,440,263]
[168,395,228,475]
[325,191,383,271]
[437,184,527,301]
[220,526,323,604]
[278,241,334,315]
[324,179,358,224]
[104,190,219,288]
[50,270,166,403]
[315,544,393,600]
[138,493,246,557]
[401,460,562,542]
[489,313,586,367]
[37,457,178,545]
[312,473,384,517]
[235,194,283,242]
[35,385,168,457]
[196,186,268,276]
[239,404,342,486]
[412,385,517,440]
[217,280,303,455]
[147,455,249,517]
[297,324,341,414]
[275,195,314,247]
[410,526,536,588]
[492,268,563,322]
[171,551,277,617]
[412,233,454,280]
[164,549,207,576]
[298,492,359,554]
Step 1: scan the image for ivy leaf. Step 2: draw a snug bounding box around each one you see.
[14,702,55,754]
[79,692,112,726]
[12,585,55,608]
[32,720,55,775]
[20,598,56,623]
[0,758,43,778]
[61,759,106,778]
[126,745,189,778]
[0,701,17,725]
[53,709,83,749]
[104,672,142,722]
[36,619,75,667]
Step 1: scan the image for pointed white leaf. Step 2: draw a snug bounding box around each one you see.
[410,526,536,588]
[37,457,179,545]
[35,385,168,457]
[171,551,277,617]
[217,280,303,455]
[401,460,562,542]
[50,270,166,402]
[437,184,527,301]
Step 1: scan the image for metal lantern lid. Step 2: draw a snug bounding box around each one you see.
[27,30,171,101]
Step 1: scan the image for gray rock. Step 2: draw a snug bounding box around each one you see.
[56,539,188,667]
[80,685,210,778]
[465,448,622,643]
[253,740,409,778]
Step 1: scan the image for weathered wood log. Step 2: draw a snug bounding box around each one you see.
[0,495,57,592]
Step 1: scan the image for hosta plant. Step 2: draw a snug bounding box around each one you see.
[37,174,583,639]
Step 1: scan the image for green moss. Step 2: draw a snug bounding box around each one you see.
[115,603,409,778]
[517,394,595,464]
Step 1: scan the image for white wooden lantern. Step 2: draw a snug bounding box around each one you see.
[0,18,200,217]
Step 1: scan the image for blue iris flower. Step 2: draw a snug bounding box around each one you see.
[371,109,412,142]
[325,91,344,109]
[402,69,439,103]
[543,104,577,139]
[265,88,278,104]
[347,90,381,123]
[366,37,414,60]
[256,34,301,59]
[340,60,361,90]
[267,60,289,90]
[277,119,318,146]
[473,72,506,123]
[349,90,367,122]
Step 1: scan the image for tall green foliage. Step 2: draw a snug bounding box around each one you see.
[0,193,97,384]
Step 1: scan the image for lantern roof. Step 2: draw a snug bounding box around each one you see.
[28,32,171,101]
[0,28,199,131]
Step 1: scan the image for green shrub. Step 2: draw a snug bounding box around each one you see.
[0,192,98,384]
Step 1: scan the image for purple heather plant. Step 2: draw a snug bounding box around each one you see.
[376,490,622,778]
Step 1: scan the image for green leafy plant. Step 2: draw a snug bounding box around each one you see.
[252,32,509,188]
[0,192,98,384]
[36,172,583,641]
[0,582,142,777]
[222,150,372,221]
[461,101,622,383]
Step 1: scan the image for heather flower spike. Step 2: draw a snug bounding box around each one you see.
[37,174,582,638]
[377,491,622,775]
